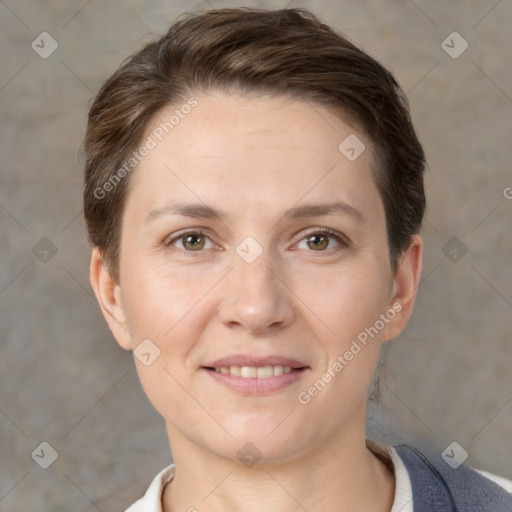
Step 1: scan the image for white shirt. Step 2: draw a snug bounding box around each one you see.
[125,445,512,512]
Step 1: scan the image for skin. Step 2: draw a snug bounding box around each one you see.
[90,91,422,512]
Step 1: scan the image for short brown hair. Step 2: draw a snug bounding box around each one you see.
[82,6,426,284]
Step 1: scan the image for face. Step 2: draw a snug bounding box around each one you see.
[91,91,421,465]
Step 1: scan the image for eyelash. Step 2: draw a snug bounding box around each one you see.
[162,228,349,257]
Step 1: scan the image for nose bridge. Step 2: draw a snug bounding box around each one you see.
[233,240,283,304]
[218,239,294,333]
[231,233,277,285]
[236,244,279,292]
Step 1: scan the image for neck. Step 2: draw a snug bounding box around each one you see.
[161,407,395,512]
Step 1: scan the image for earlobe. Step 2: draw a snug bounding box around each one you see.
[383,234,423,341]
[89,247,132,350]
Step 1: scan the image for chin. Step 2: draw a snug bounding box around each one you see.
[216,418,310,465]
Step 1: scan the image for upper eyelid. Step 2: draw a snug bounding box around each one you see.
[163,227,216,246]
[293,228,349,250]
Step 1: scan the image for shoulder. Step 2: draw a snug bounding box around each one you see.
[474,468,512,493]
[124,464,175,512]
[394,443,512,510]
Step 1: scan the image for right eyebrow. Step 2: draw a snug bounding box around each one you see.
[144,201,227,224]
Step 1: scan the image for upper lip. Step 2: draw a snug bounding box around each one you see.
[203,355,309,369]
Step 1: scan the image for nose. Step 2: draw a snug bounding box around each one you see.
[217,246,295,336]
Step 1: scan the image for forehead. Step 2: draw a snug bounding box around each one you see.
[124,91,384,226]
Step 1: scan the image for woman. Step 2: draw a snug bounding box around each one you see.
[83,7,512,511]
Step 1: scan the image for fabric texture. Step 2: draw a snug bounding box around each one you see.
[394,444,512,511]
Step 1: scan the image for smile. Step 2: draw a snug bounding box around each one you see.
[202,365,309,394]
[212,365,293,378]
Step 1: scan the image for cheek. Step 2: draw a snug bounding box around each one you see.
[293,257,392,396]
[125,271,204,418]
[294,259,391,342]
[120,262,218,407]
[121,259,206,341]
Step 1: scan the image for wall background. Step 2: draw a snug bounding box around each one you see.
[1,0,511,510]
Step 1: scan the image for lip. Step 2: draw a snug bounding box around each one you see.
[201,354,310,395]
[203,367,309,395]
[203,355,308,369]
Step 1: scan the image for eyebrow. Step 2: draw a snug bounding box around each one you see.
[144,200,364,224]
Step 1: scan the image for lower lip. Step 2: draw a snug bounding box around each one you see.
[202,368,309,395]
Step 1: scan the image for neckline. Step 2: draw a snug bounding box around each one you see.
[155,441,407,512]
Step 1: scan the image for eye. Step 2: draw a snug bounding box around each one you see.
[295,228,348,252]
[164,230,215,252]
[163,227,349,255]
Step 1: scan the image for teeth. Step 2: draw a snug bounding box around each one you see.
[230,366,241,377]
[257,366,273,378]
[213,365,295,378]
[241,366,257,378]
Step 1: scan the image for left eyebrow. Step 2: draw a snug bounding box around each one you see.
[280,201,364,223]
[144,200,364,224]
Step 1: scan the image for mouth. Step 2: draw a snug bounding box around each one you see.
[203,364,306,378]
[201,356,310,394]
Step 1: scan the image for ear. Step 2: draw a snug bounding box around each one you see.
[89,247,132,350]
[382,234,423,341]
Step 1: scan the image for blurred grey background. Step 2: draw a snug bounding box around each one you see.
[1,0,511,510]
